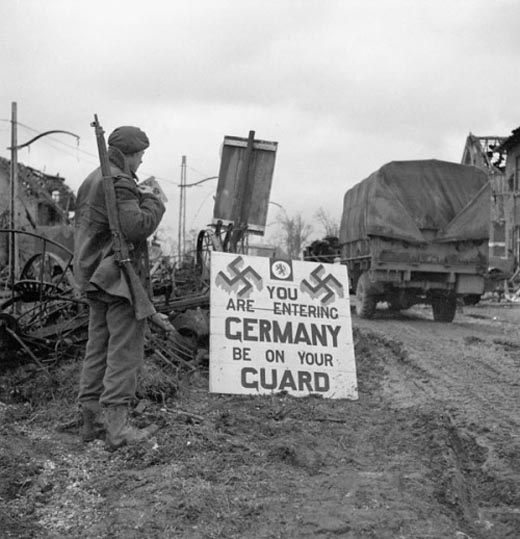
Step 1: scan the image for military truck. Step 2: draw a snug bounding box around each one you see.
[339,160,490,322]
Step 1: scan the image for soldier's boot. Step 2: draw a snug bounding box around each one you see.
[104,405,159,451]
[80,400,105,443]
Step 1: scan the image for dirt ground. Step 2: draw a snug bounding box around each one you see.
[1,299,519,539]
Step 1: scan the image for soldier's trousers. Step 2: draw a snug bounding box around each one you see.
[78,290,146,407]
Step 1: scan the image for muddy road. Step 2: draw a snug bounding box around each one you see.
[357,302,520,426]
[355,301,520,537]
[1,300,519,538]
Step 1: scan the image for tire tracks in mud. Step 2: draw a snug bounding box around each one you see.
[354,307,520,431]
[353,305,520,538]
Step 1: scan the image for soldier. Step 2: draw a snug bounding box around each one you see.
[74,125,165,450]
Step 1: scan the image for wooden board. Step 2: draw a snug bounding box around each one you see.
[212,132,277,235]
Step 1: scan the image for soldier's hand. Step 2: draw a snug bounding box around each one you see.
[150,312,176,333]
[138,184,155,196]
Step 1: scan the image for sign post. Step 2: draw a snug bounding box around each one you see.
[210,252,357,400]
[212,133,277,236]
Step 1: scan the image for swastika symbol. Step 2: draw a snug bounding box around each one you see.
[300,264,344,305]
[216,256,263,297]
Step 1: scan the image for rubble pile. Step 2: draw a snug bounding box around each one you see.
[0,230,211,400]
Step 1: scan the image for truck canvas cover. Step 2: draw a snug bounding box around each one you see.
[339,160,490,244]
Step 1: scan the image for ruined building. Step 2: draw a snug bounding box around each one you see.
[0,157,76,269]
[461,133,514,274]
[497,128,520,272]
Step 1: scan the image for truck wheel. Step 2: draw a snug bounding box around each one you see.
[431,295,457,322]
[355,272,377,319]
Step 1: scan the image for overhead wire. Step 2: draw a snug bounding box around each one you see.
[187,165,215,178]
[190,190,215,228]
[0,119,196,186]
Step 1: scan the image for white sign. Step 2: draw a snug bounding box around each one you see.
[209,252,357,399]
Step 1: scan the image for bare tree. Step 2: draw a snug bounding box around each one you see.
[155,226,200,263]
[314,207,339,238]
[155,225,176,257]
[275,212,313,260]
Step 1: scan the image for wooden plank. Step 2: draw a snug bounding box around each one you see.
[213,132,278,235]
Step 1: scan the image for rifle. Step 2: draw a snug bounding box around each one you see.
[91,114,157,321]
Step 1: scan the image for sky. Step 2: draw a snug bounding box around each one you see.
[1,0,520,249]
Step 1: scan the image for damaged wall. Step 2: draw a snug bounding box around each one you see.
[0,157,76,268]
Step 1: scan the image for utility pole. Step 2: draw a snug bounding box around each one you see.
[9,102,18,291]
[176,157,218,263]
[177,155,187,261]
[6,101,79,294]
